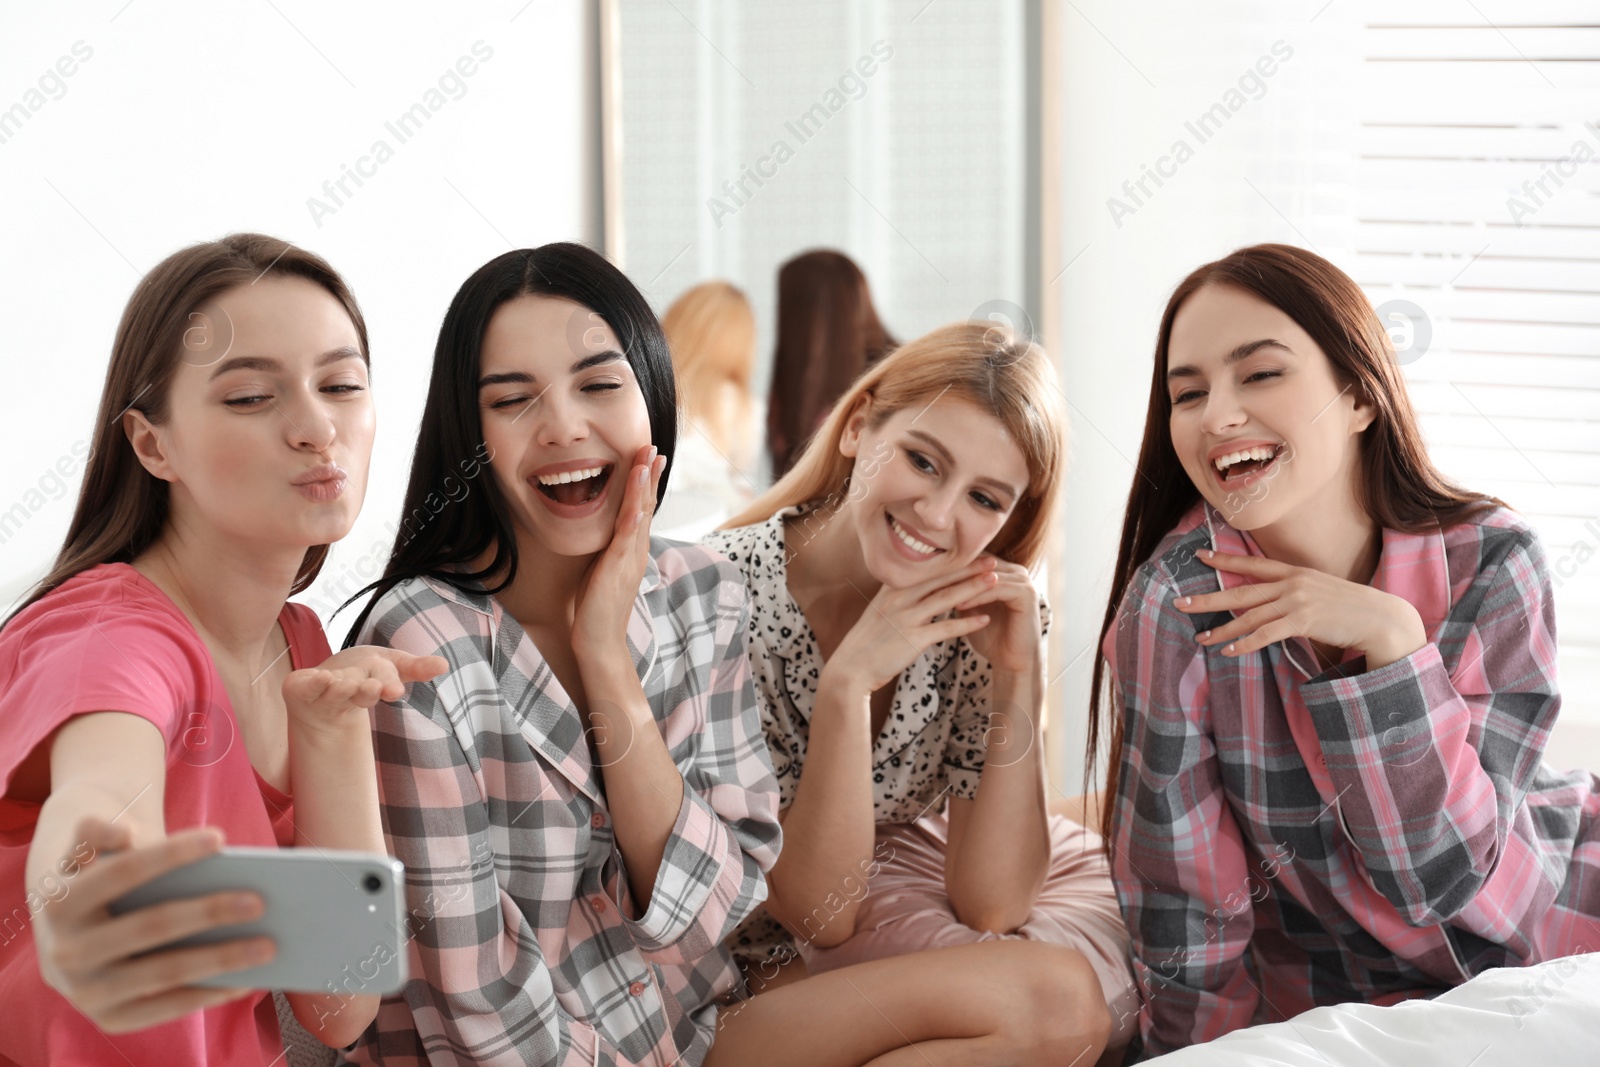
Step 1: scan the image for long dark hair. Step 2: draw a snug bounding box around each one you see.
[1086,243,1500,840]
[341,242,677,646]
[3,233,368,629]
[767,249,894,478]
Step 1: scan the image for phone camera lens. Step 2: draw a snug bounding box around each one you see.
[363,874,383,894]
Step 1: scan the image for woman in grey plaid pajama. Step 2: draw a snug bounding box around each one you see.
[1087,244,1600,1060]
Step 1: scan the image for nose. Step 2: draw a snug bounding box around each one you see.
[533,389,588,448]
[279,390,337,455]
[1200,381,1247,437]
[913,481,962,532]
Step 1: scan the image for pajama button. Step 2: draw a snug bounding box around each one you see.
[592,813,606,829]
[628,981,646,997]
[591,896,607,912]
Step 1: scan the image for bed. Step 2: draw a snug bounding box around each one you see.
[1143,952,1599,1065]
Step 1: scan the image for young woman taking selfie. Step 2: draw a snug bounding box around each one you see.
[0,234,443,1065]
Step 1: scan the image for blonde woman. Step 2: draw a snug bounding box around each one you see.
[704,322,1138,1055]
[656,281,764,537]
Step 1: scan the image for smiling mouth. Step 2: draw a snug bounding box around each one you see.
[533,464,613,506]
[1213,444,1284,483]
[888,514,944,556]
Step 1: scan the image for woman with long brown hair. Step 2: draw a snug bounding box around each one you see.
[1089,243,1600,1058]
[0,234,443,1065]
[766,250,894,479]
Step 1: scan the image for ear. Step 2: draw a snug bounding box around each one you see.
[838,396,872,459]
[1349,388,1377,435]
[123,409,175,482]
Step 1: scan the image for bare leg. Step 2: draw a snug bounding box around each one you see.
[707,940,1111,1067]
[739,952,810,996]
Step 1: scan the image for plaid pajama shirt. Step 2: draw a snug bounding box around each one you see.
[342,540,781,1067]
[1108,501,1600,1059]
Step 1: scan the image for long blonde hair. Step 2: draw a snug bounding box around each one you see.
[724,321,1068,570]
[662,281,757,459]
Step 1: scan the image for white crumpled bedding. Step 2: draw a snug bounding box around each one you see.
[1143,952,1599,1065]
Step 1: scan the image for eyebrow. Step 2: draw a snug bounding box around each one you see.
[904,429,1023,499]
[207,346,363,381]
[1166,338,1292,382]
[477,350,626,389]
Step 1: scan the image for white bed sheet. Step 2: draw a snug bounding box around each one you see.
[1143,952,1599,1065]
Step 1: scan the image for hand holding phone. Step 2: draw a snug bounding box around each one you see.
[34,817,272,1034]
[110,844,407,997]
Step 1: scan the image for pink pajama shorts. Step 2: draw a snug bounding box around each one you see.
[795,810,1140,1046]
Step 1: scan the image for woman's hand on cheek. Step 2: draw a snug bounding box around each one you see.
[1177,550,1427,670]
[951,558,1043,674]
[571,443,664,667]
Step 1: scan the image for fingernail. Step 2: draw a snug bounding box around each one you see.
[637,467,647,485]
[1198,630,1210,641]
[1224,643,1236,654]
[1181,596,1192,606]
[250,940,275,963]
[233,894,262,919]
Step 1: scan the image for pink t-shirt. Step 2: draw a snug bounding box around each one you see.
[0,563,330,1066]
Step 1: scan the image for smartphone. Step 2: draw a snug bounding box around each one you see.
[110,847,408,995]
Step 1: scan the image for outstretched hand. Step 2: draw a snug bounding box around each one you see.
[283,647,450,732]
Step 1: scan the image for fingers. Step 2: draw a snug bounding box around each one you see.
[58,825,224,923]
[952,573,1037,613]
[290,649,450,708]
[1176,580,1285,614]
[899,556,998,602]
[920,613,991,646]
[394,653,449,683]
[913,570,1003,620]
[285,668,386,710]
[105,930,275,1006]
[1197,549,1292,577]
[1196,603,1288,649]
[352,647,449,684]
[72,889,264,972]
[631,449,665,538]
[1218,617,1302,656]
[95,983,257,1035]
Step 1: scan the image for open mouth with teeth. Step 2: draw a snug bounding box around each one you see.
[887,514,943,557]
[1213,444,1284,483]
[534,464,613,506]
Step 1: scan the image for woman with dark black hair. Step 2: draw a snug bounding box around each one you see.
[339,242,784,1065]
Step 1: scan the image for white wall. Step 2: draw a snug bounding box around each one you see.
[1047,1,1339,791]
[0,1,598,634]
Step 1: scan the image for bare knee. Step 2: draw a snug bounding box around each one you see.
[996,944,1112,1066]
